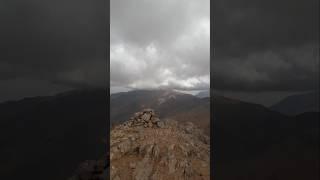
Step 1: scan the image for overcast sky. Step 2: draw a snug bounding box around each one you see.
[111,0,319,105]
[0,0,318,105]
[213,0,319,92]
[211,0,319,105]
[0,0,106,102]
[110,0,210,93]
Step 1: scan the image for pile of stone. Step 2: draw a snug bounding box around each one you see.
[122,108,165,128]
[70,109,210,180]
[108,109,210,180]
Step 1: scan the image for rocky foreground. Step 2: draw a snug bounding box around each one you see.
[111,109,210,180]
[69,109,210,180]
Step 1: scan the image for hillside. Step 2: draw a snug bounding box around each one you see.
[270,91,319,116]
[0,89,107,180]
[110,109,210,180]
[0,88,209,179]
[213,95,319,180]
[0,88,318,180]
[110,89,210,134]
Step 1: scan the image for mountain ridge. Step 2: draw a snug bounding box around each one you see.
[270,91,319,116]
[0,88,318,179]
[110,109,210,180]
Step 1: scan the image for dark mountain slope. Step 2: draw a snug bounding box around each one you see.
[0,89,107,180]
[294,112,319,145]
[1,88,317,180]
[213,96,292,158]
[213,95,319,180]
[270,91,319,116]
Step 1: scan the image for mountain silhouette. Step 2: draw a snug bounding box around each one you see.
[213,95,319,180]
[270,91,319,116]
[0,88,107,180]
[0,89,318,180]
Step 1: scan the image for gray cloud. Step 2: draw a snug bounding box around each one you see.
[212,0,319,92]
[1,0,318,102]
[0,1,106,82]
[110,0,210,91]
[0,0,106,101]
[213,44,319,92]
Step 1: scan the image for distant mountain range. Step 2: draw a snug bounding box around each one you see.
[270,91,319,116]
[111,89,319,179]
[111,89,210,134]
[196,90,210,98]
[0,89,318,179]
[196,89,319,116]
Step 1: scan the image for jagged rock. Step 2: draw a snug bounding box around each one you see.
[144,144,154,158]
[138,144,146,155]
[179,144,189,157]
[117,139,132,153]
[129,162,136,169]
[151,117,160,123]
[110,109,210,180]
[141,113,151,121]
[152,144,160,159]
[183,162,194,178]
[150,169,162,180]
[156,121,165,128]
[168,156,177,174]
[148,121,153,128]
[133,157,153,180]
[168,144,175,151]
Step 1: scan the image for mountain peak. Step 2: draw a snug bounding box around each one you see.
[115,108,164,129]
[110,109,210,180]
[270,91,319,116]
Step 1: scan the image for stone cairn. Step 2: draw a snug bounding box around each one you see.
[110,109,210,180]
[121,108,165,128]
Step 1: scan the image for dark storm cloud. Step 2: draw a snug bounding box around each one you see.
[212,0,319,92]
[213,0,318,57]
[0,0,106,92]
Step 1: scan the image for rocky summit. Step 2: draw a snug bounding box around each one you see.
[110,109,210,180]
